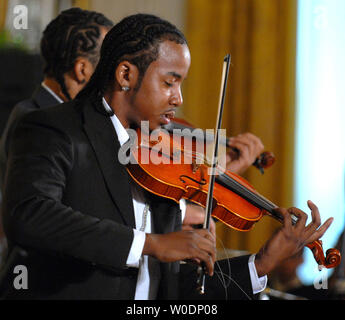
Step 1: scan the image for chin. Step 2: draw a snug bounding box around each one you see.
[150,123,162,132]
[148,119,162,131]
[134,119,159,132]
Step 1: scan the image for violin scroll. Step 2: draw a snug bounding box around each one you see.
[253,151,276,173]
[306,240,341,269]
[325,248,342,268]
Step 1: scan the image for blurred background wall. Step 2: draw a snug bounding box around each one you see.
[0,0,344,286]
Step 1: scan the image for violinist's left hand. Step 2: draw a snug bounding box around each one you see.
[254,200,333,277]
[226,132,264,175]
[182,203,216,239]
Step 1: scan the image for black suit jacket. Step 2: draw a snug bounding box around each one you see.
[1,97,253,300]
[0,85,60,189]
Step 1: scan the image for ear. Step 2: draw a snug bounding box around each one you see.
[115,61,139,90]
[73,58,94,84]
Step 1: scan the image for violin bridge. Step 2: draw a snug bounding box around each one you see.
[192,160,201,173]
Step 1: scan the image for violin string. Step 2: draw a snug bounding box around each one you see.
[175,148,209,165]
[214,268,228,300]
[216,172,277,213]
[215,234,252,300]
[214,270,253,301]
[214,235,230,300]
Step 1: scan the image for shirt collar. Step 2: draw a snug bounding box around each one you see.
[102,97,129,147]
[41,82,64,104]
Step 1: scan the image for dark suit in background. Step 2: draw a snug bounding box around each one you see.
[0,85,59,189]
[0,49,43,139]
[0,85,56,266]
[1,97,254,299]
[0,52,43,263]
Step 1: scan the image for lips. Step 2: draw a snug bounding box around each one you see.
[164,110,176,119]
[160,109,176,124]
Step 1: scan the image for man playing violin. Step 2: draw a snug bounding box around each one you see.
[0,7,261,269]
[1,13,333,300]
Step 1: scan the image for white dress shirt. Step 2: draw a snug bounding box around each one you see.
[102,97,267,299]
[41,82,64,103]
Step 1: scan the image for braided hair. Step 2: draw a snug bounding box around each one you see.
[40,7,113,101]
[76,13,187,114]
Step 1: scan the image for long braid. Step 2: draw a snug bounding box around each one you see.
[76,14,187,114]
[40,8,113,101]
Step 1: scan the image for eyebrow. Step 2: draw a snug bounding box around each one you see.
[167,71,182,79]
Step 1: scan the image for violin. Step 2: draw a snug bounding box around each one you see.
[164,117,276,174]
[125,127,341,270]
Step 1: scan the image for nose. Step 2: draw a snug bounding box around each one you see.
[170,86,183,107]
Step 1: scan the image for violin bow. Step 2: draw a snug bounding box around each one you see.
[196,54,231,294]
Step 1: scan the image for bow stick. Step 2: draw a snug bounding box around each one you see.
[196,54,231,294]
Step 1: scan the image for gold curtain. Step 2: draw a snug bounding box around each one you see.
[0,0,8,30]
[182,0,297,254]
[72,0,89,9]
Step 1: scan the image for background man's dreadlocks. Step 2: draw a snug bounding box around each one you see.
[41,7,113,101]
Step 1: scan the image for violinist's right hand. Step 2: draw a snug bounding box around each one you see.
[182,203,216,239]
[143,230,216,276]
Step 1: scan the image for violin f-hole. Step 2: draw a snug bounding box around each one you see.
[179,175,207,186]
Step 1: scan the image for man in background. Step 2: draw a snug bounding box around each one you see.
[0,8,113,187]
[0,7,114,264]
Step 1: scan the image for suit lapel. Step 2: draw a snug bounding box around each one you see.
[82,100,135,227]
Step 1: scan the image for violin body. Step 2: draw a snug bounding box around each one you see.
[126,127,341,269]
[127,128,263,230]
